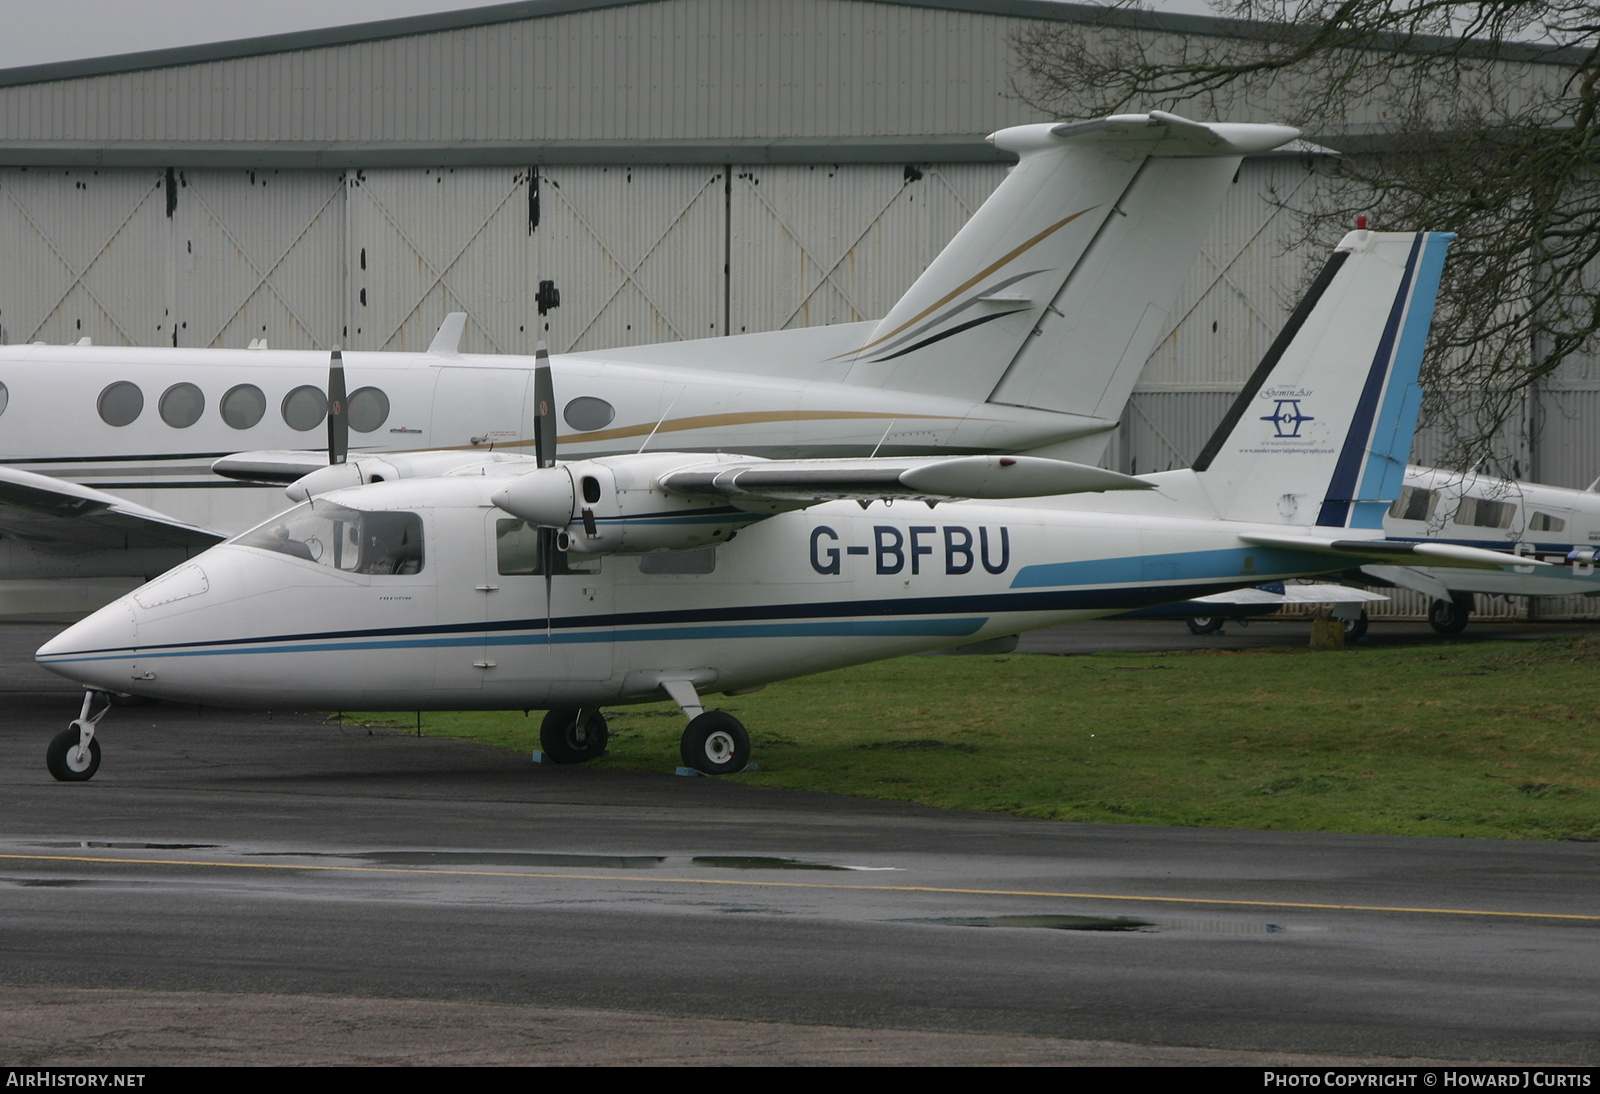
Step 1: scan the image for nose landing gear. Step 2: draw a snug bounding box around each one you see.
[47,691,111,782]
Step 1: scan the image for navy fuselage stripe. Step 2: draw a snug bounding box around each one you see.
[1316,234,1422,527]
[42,574,1335,662]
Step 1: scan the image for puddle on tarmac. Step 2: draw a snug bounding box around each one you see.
[690,856,892,871]
[245,851,668,869]
[33,842,219,850]
[915,914,1153,931]
[910,914,1308,934]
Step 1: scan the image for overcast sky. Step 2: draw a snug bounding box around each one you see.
[0,0,1221,71]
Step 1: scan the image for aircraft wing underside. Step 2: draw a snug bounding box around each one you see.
[0,466,224,554]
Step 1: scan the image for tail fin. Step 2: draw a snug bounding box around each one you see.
[841,112,1300,418]
[1192,230,1453,526]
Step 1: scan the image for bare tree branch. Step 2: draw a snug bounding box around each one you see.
[1014,2,1600,469]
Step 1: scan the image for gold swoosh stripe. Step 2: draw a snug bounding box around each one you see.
[422,409,971,452]
[831,205,1098,361]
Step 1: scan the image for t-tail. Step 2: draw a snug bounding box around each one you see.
[1189,229,1454,526]
[840,112,1300,432]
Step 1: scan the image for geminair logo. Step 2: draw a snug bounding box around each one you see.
[1260,391,1314,438]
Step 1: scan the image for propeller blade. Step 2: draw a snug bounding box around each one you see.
[327,348,348,466]
[533,341,557,469]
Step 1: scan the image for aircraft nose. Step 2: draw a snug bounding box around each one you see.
[35,599,139,691]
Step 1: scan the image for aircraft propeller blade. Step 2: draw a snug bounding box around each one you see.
[328,348,348,466]
[533,341,557,469]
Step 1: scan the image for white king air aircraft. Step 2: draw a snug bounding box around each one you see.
[0,112,1299,607]
[37,229,1547,781]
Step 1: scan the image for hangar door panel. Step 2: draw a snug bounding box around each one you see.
[728,164,1005,335]
[347,168,536,356]
[530,166,725,352]
[0,168,168,347]
[172,170,345,350]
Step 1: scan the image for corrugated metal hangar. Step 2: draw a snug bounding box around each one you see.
[0,0,1589,617]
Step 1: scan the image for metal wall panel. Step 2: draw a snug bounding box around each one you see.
[533,165,725,352]
[0,0,1048,147]
[0,168,168,346]
[346,167,535,354]
[1137,156,1331,392]
[172,169,345,350]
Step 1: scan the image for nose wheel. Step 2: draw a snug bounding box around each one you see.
[47,691,111,782]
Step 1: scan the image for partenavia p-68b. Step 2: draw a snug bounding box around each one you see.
[37,229,1544,780]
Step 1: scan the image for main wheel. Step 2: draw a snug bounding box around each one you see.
[1186,615,1225,635]
[1342,610,1370,642]
[679,711,751,776]
[1428,596,1471,636]
[538,708,609,763]
[46,726,101,782]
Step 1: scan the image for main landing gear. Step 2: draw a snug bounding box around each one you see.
[1428,593,1474,636]
[539,708,610,764]
[679,710,752,776]
[46,691,111,782]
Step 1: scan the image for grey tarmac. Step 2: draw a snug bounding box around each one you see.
[2,620,1596,1066]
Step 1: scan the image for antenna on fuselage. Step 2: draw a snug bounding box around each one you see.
[328,348,348,466]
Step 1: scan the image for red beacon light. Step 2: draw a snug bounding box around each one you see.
[1356,215,1368,229]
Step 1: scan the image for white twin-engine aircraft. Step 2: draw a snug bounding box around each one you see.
[0,111,1298,597]
[38,229,1544,781]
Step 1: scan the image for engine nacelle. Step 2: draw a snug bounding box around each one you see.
[492,456,763,554]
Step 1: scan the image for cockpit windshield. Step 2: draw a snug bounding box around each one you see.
[232,501,424,575]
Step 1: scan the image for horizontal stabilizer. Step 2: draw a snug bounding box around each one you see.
[1239,533,1549,570]
[1189,583,1389,607]
[659,455,1150,506]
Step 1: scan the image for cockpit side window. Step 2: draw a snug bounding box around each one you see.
[233,502,424,575]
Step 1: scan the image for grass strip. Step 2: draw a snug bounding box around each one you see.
[346,634,1600,840]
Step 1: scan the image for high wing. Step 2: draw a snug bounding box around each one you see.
[657,455,1151,506]
[1238,533,1549,570]
[0,466,223,554]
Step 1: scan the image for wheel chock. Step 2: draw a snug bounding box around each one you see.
[674,763,759,777]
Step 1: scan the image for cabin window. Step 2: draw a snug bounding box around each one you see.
[639,548,716,575]
[564,396,616,432]
[159,382,205,428]
[233,502,423,575]
[1455,496,1517,529]
[0,381,9,416]
[221,384,266,429]
[282,385,328,431]
[495,519,601,575]
[348,386,390,433]
[1530,511,1567,533]
[1387,487,1438,522]
[97,381,144,426]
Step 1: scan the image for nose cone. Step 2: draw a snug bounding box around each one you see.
[36,599,139,692]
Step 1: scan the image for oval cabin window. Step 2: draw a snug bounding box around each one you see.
[564,396,616,432]
[221,384,266,429]
[348,387,390,433]
[282,385,328,431]
[98,381,144,426]
[159,383,205,428]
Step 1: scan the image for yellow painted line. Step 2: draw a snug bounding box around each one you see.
[2,853,1594,922]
